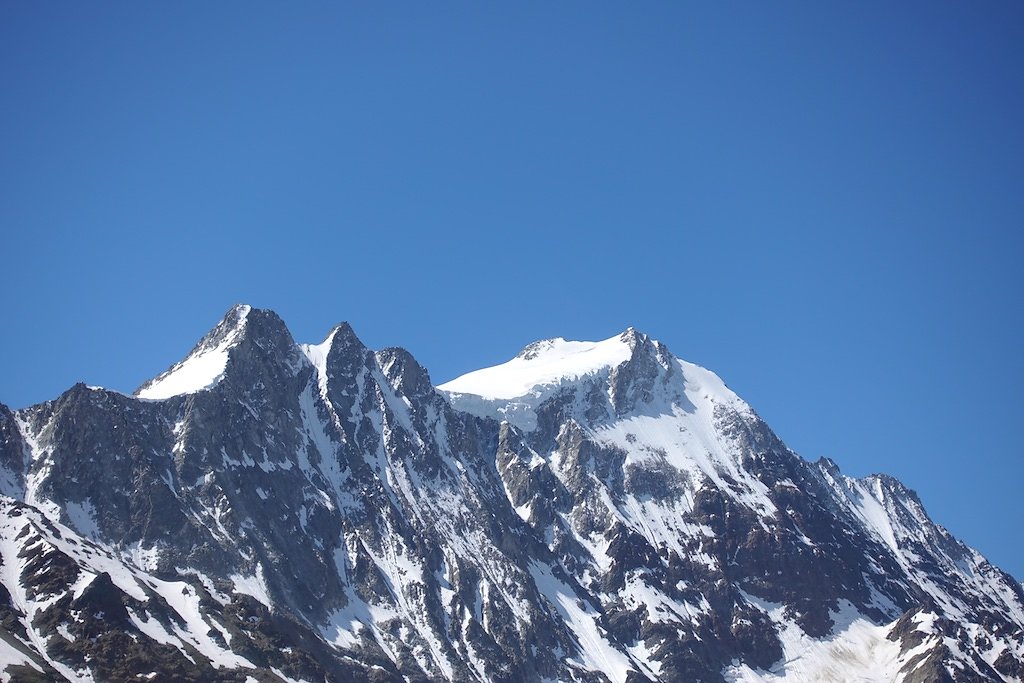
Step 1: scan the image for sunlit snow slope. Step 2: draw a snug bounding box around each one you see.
[136,304,251,399]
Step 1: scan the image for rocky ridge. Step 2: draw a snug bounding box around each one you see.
[0,305,1020,682]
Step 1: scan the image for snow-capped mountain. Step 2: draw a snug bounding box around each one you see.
[0,305,1020,682]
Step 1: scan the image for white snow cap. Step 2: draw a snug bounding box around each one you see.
[439,327,744,432]
[438,329,641,400]
[136,305,252,400]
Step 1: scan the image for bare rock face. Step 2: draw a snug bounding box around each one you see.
[0,305,1021,682]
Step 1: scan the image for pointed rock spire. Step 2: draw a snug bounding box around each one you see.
[135,304,302,400]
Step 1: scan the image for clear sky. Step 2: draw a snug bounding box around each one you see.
[2,3,1022,579]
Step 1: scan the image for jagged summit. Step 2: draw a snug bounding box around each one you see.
[135,304,254,399]
[617,325,649,347]
[134,304,308,400]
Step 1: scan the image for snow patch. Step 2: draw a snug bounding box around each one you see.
[528,561,634,683]
[230,565,272,609]
[0,637,43,680]
[299,329,336,402]
[724,595,904,683]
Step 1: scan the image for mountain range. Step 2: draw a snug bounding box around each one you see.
[0,304,1020,682]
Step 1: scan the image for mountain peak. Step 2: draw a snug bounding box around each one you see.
[618,325,648,347]
[515,337,566,361]
[325,320,365,354]
[134,304,301,400]
[377,346,433,399]
[208,303,253,343]
[5,311,1023,682]
[134,304,253,399]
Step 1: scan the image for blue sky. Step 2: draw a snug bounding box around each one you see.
[2,3,1022,578]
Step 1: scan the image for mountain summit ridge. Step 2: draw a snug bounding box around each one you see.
[0,305,1020,683]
